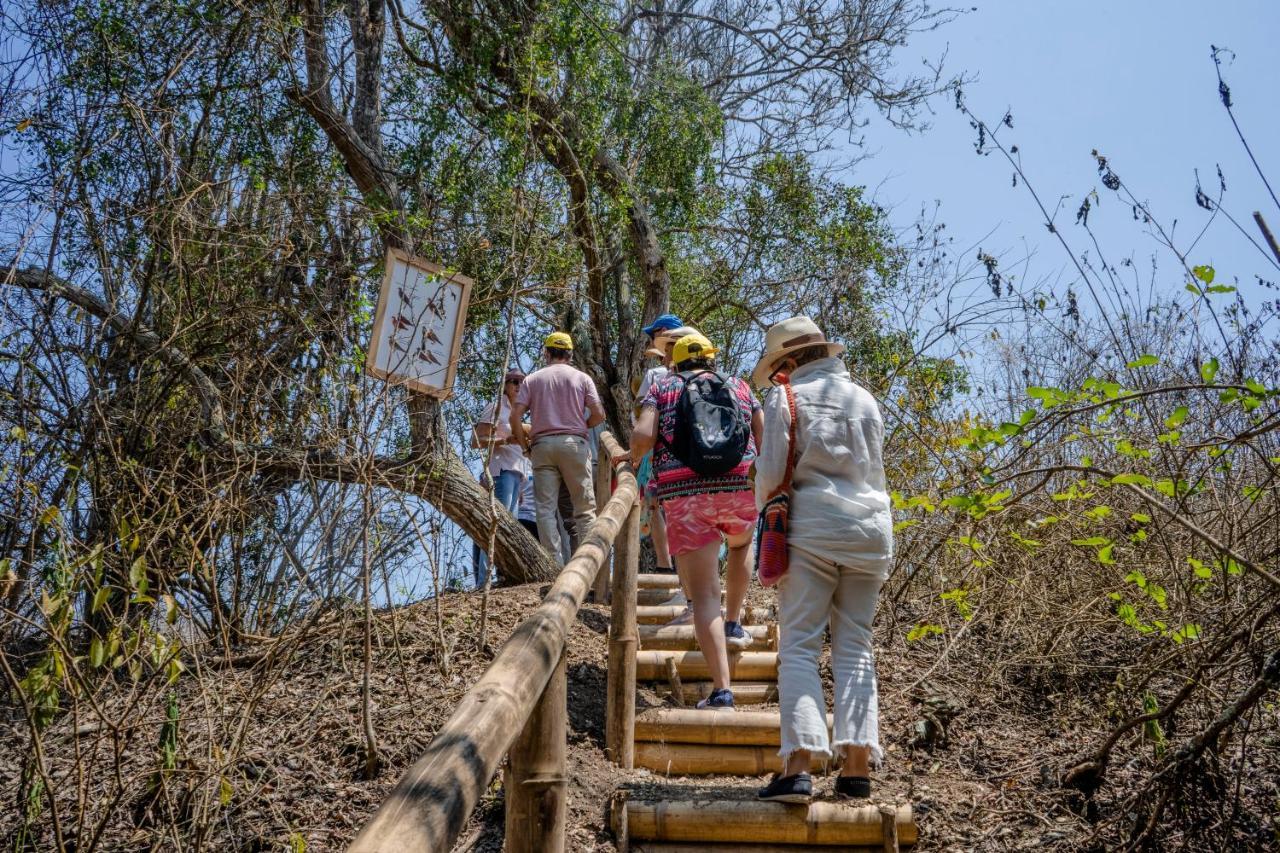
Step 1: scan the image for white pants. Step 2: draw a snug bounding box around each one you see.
[776,546,885,765]
[530,435,596,561]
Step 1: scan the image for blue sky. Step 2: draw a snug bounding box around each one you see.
[855,0,1280,307]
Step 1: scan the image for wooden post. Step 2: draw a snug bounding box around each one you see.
[504,651,568,853]
[606,501,640,767]
[879,804,900,853]
[665,657,684,707]
[610,790,630,853]
[593,435,613,602]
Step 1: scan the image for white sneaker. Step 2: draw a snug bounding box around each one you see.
[664,605,694,627]
[659,590,687,608]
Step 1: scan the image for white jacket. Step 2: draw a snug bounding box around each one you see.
[754,357,893,575]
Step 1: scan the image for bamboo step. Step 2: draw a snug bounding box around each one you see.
[655,681,779,706]
[634,741,782,775]
[637,708,782,745]
[632,840,890,845]
[637,588,690,606]
[612,797,917,847]
[637,572,682,589]
[636,605,774,625]
[636,650,779,682]
[639,623,775,651]
[634,708,831,747]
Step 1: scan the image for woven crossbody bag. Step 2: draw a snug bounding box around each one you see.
[755,375,798,587]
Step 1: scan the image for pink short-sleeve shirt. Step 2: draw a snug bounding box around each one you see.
[516,362,601,439]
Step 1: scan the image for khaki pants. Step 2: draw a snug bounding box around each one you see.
[530,435,596,561]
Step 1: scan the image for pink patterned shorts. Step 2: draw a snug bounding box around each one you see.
[662,490,757,557]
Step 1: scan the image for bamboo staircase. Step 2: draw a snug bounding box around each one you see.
[348,436,914,852]
[608,572,917,852]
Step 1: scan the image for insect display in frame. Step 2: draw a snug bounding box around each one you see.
[367,247,473,398]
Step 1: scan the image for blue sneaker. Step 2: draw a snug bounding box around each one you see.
[724,620,751,650]
[696,687,734,709]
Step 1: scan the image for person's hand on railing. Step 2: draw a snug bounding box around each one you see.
[608,446,640,505]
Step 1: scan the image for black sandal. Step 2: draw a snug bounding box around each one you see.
[834,775,871,800]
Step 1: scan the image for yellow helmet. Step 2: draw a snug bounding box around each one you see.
[544,331,573,351]
[672,332,717,366]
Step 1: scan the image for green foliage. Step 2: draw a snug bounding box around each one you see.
[906,622,945,642]
[153,691,180,788]
[625,64,724,227]
[940,588,974,620]
[1141,692,1167,757]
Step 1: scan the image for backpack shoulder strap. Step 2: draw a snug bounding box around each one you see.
[654,372,690,450]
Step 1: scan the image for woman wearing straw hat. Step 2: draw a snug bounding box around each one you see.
[751,316,894,803]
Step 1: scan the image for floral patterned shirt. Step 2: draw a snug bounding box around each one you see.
[640,370,760,500]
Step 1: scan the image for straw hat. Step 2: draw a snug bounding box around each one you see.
[750,316,845,389]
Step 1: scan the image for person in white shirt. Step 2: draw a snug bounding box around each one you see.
[471,368,528,587]
[751,316,894,804]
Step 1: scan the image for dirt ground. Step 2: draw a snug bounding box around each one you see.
[168,583,1100,852]
[3,581,1275,851]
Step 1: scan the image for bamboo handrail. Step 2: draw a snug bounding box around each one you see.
[593,437,614,602]
[348,431,637,852]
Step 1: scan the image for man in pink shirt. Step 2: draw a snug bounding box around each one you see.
[510,332,606,560]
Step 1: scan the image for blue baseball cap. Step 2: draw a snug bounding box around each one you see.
[641,313,684,337]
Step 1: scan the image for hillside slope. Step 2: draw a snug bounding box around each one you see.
[3,582,1275,850]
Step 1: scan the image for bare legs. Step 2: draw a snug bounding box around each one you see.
[648,496,671,568]
[723,531,751,624]
[681,540,730,689]
[680,529,754,691]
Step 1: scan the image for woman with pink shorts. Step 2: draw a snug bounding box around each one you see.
[628,333,764,709]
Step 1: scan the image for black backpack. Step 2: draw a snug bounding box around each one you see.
[668,370,751,476]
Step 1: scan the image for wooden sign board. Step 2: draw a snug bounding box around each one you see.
[367,247,473,399]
